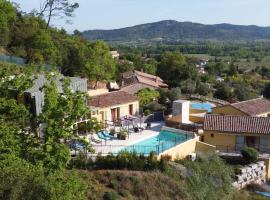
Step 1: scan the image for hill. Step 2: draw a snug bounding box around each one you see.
[82,20,270,43]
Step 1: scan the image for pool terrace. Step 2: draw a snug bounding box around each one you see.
[91,122,194,155]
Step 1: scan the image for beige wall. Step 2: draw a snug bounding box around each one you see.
[195,141,216,154]
[204,131,236,150]
[212,105,247,116]
[91,101,139,122]
[204,131,270,151]
[158,136,216,160]
[88,89,109,97]
[262,158,270,180]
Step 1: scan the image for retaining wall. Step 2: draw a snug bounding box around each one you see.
[232,161,266,190]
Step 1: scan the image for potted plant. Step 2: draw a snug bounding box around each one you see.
[109,128,115,137]
[117,130,128,140]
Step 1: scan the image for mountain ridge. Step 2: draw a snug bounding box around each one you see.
[82,20,270,42]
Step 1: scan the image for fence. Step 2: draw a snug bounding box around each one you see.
[0,54,57,71]
[70,133,193,157]
[0,54,26,65]
[144,111,164,123]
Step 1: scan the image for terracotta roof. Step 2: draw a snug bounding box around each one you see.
[204,114,270,135]
[230,98,270,116]
[88,91,138,108]
[121,70,168,88]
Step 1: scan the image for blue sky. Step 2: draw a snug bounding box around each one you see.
[12,0,270,32]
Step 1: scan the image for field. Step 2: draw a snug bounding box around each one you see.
[185,54,270,71]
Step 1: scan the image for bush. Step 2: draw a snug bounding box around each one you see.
[94,151,168,171]
[103,191,119,200]
[241,147,259,164]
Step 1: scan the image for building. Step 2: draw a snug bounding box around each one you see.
[203,114,270,153]
[212,98,270,117]
[87,81,109,97]
[120,70,168,94]
[110,51,120,59]
[24,74,87,116]
[88,91,139,123]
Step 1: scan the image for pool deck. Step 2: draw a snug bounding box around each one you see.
[91,122,164,155]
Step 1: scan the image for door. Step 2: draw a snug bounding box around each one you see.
[236,135,244,151]
[111,108,117,122]
[129,104,133,115]
[246,136,260,150]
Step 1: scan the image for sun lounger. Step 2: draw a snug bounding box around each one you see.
[90,135,102,144]
[98,132,111,140]
[101,131,114,139]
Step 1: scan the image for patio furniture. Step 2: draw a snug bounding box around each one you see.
[97,132,111,140]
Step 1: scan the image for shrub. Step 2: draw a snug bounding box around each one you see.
[94,151,168,171]
[103,191,119,200]
[117,130,128,140]
[241,147,259,164]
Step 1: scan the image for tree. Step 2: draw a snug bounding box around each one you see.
[135,88,160,107]
[234,83,258,101]
[0,0,16,46]
[38,0,79,29]
[227,63,238,76]
[168,87,181,102]
[37,76,92,171]
[214,82,232,100]
[196,82,211,96]
[157,51,186,86]
[264,82,270,99]
[84,41,116,82]
[142,58,157,75]
[0,155,88,200]
[181,79,196,95]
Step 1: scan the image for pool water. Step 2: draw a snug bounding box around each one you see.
[191,102,214,112]
[119,130,193,155]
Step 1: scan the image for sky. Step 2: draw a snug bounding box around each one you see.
[12,0,270,32]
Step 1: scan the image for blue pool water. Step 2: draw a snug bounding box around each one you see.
[191,102,214,112]
[119,130,193,155]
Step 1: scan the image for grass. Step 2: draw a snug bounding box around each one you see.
[85,169,188,200]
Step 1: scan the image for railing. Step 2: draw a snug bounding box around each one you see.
[92,134,193,155]
[70,134,193,157]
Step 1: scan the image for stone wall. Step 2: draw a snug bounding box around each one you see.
[232,161,266,190]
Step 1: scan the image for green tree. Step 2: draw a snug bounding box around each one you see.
[38,0,79,29]
[0,155,87,200]
[84,41,116,82]
[264,82,270,99]
[214,82,232,100]
[37,76,91,171]
[181,79,196,95]
[0,0,16,46]
[135,88,160,107]
[168,87,182,102]
[196,82,211,96]
[142,58,157,75]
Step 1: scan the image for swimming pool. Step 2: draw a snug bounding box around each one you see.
[119,130,193,155]
[191,102,214,112]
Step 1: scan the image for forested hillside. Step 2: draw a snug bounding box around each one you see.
[0,0,116,81]
[82,20,270,43]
